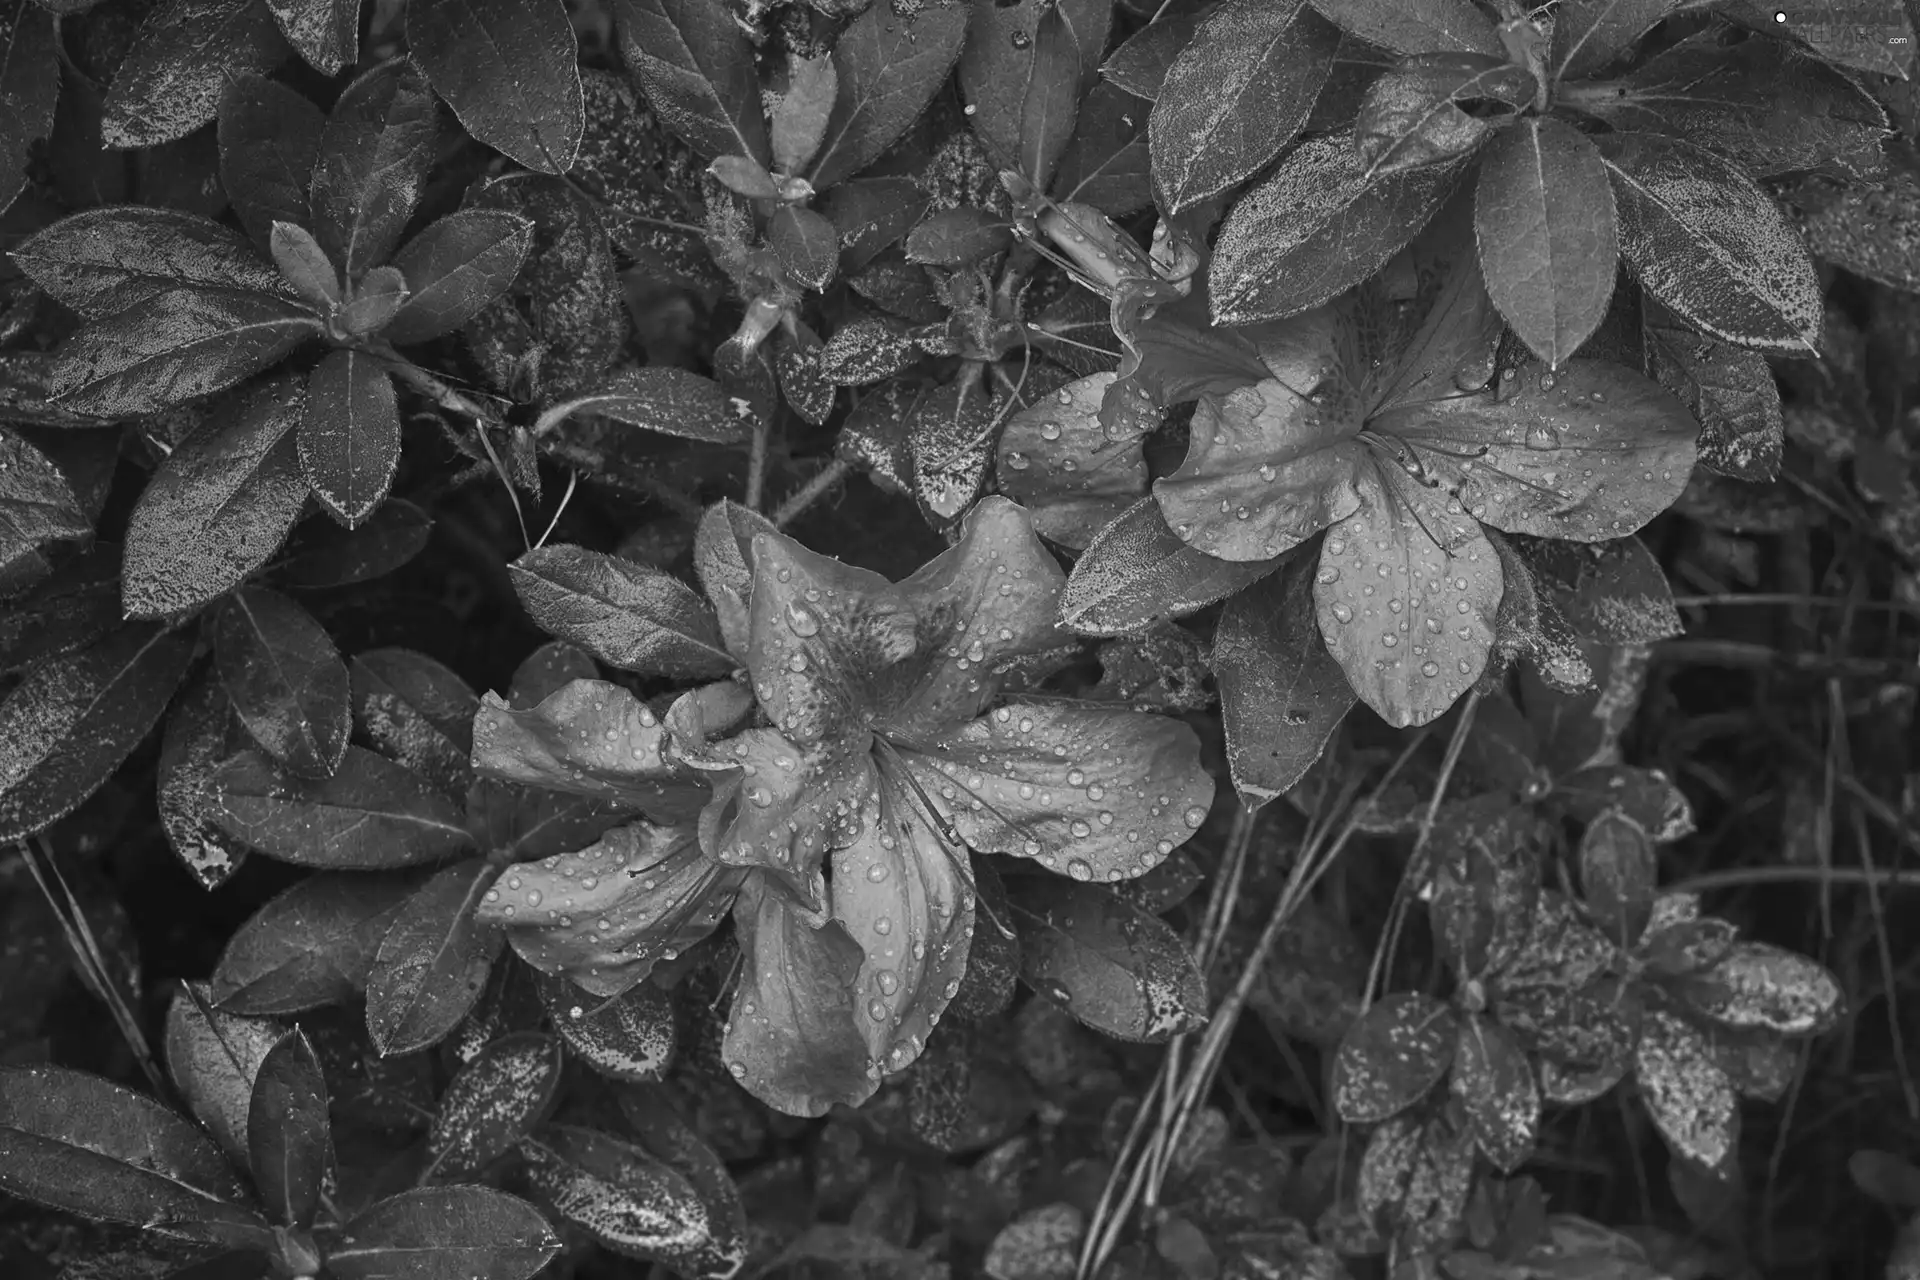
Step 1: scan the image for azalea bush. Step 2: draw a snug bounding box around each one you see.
[1,0,1917,1278]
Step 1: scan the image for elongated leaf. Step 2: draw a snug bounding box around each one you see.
[0,425,89,570]
[0,1065,269,1247]
[1305,0,1501,57]
[523,1124,738,1276]
[1060,496,1287,635]
[1014,879,1208,1042]
[545,367,752,444]
[214,873,419,1014]
[1100,12,1198,100]
[247,1029,331,1230]
[101,0,288,149]
[1723,0,1913,79]
[384,210,534,344]
[609,0,766,163]
[13,207,291,319]
[300,347,400,529]
[960,0,1111,190]
[211,588,351,779]
[164,984,285,1166]
[327,1186,559,1280]
[1451,1015,1539,1172]
[535,972,677,1082]
[426,1032,563,1181]
[210,745,473,869]
[0,623,196,843]
[1331,992,1458,1123]
[311,59,441,279]
[0,0,58,213]
[770,203,839,290]
[807,0,970,191]
[1476,118,1617,369]
[510,545,735,679]
[1634,1008,1737,1170]
[1553,0,1708,82]
[263,0,357,74]
[274,499,434,588]
[0,544,119,676]
[409,0,582,174]
[1052,80,1151,215]
[366,860,504,1056]
[1356,53,1533,179]
[157,671,254,890]
[219,75,326,256]
[349,648,477,797]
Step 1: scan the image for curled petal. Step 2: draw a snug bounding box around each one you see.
[896,702,1214,882]
[699,728,873,885]
[475,822,741,997]
[471,681,707,820]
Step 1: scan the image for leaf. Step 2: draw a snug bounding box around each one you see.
[959,0,1110,190]
[1209,130,1459,325]
[153,670,253,890]
[0,544,120,676]
[408,0,581,173]
[365,860,505,1057]
[426,1032,563,1182]
[984,1204,1085,1280]
[210,588,351,779]
[1331,992,1458,1123]
[1060,497,1287,635]
[1100,13,1198,100]
[218,75,326,256]
[522,1124,737,1277]
[1642,301,1782,481]
[1723,0,1914,79]
[101,0,287,149]
[538,366,754,447]
[270,220,341,311]
[212,873,418,1014]
[1577,808,1656,946]
[1213,556,1356,808]
[0,426,88,570]
[274,499,434,588]
[349,648,477,797]
[609,0,767,164]
[14,207,294,321]
[0,0,58,213]
[1672,942,1845,1037]
[1451,1016,1539,1173]
[1599,132,1822,353]
[210,745,473,868]
[1552,0,1706,82]
[0,1065,269,1247]
[1513,534,1683,643]
[0,623,196,844]
[247,1029,331,1230]
[310,58,441,280]
[807,0,970,191]
[384,210,534,344]
[534,972,677,1081]
[1634,1008,1737,1171]
[49,288,320,417]
[1305,0,1502,57]
[1356,52,1533,179]
[823,177,929,273]
[326,1186,559,1280]
[300,347,399,529]
[263,0,357,75]
[1052,80,1151,215]
[1013,879,1208,1043]
[510,545,735,679]
[164,984,285,1166]
[905,206,1014,267]
[770,51,837,174]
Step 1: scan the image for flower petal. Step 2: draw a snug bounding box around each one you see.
[996,373,1148,551]
[895,701,1214,882]
[475,821,741,997]
[722,875,877,1117]
[699,727,873,884]
[1315,462,1501,727]
[470,681,707,820]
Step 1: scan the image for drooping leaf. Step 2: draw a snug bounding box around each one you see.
[263,0,358,74]
[365,860,505,1057]
[273,499,434,588]
[807,0,971,191]
[12,207,293,318]
[510,545,735,679]
[1642,301,1783,481]
[408,0,582,173]
[0,0,58,213]
[299,347,400,529]
[534,971,677,1082]
[310,58,441,279]
[218,75,326,256]
[212,873,419,1014]
[1671,942,1845,1037]
[1013,879,1208,1043]
[426,1032,563,1182]
[384,210,535,344]
[164,983,285,1166]
[1513,534,1683,644]
[325,1186,559,1280]
[0,623,196,844]
[348,648,477,798]
[1060,497,1287,635]
[1451,1015,1539,1172]
[1331,992,1458,1123]
[246,1029,331,1230]
[210,587,351,779]
[1634,1008,1737,1171]
[542,367,753,444]
[210,745,473,868]
[522,1124,740,1278]
[1355,52,1534,179]
[100,0,288,149]
[1305,0,1501,57]
[608,0,767,164]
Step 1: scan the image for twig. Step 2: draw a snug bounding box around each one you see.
[746,414,771,512]
[773,458,853,528]
[1668,865,1920,895]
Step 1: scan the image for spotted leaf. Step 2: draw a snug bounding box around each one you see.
[1452,1015,1539,1173]
[534,971,677,1082]
[1670,942,1844,1038]
[1331,992,1458,1123]
[426,1032,563,1183]
[1012,878,1208,1043]
[523,1123,740,1279]
[1634,1008,1737,1171]
[1059,497,1288,636]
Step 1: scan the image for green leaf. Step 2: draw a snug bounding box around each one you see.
[1599,131,1822,352]
[1427,796,1543,981]
[262,0,358,75]
[100,0,288,149]
[164,984,285,1167]
[534,972,677,1082]
[1642,299,1782,481]
[806,0,970,191]
[1013,879,1209,1043]
[310,58,441,280]
[12,207,293,318]
[246,1029,331,1230]
[1634,1008,1737,1171]
[1356,52,1534,179]
[212,873,418,1014]
[1514,533,1683,644]
[299,347,399,529]
[218,75,326,256]
[608,0,767,164]
[1722,0,1914,79]
[510,545,735,679]
[385,210,535,344]
[409,0,583,174]
[1305,0,1501,58]
[1778,168,1920,291]
[823,177,930,273]
[348,648,478,798]
[904,206,1014,267]
[334,264,409,337]
[365,860,505,1057]
[549,367,752,446]
[0,425,89,570]
[211,588,351,780]
[1331,992,1458,1123]
[1100,13,1198,101]
[0,0,58,214]
[1052,80,1152,216]
[426,1032,563,1182]
[770,51,837,175]
[270,220,341,311]
[1671,942,1845,1037]
[1552,0,1707,83]
[995,372,1146,550]
[273,498,433,588]
[0,623,196,844]
[210,745,473,869]
[1578,808,1657,947]
[325,1186,559,1280]
[1059,497,1287,635]
[522,1124,739,1278]
[156,672,254,890]
[1452,1015,1539,1173]
[959,0,1110,191]
[0,544,120,676]
[1474,117,1617,368]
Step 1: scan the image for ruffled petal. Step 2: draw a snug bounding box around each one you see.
[996,373,1147,551]
[470,680,707,820]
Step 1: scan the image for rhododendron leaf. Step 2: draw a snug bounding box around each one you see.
[895,701,1213,882]
[469,680,706,820]
[1670,942,1845,1038]
[476,821,739,997]
[692,499,774,658]
[533,972,676,1082]
[1354,53,1533,180]
[1635,1008,1738,1171]
[1427,795,1543,982]
[1452,1015,1539,1173]
[1059,497,1288,636]
[723,876,876,1117]
[700,728,871,881]
[1013,879,1208,1042]
[996,372,1147,551]
[1331,992,1458,1124]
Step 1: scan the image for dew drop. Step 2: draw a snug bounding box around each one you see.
[1330,603,1355,623]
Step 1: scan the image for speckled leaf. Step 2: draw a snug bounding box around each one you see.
[409,0,582,174]
[823,178,929,273]
[1578,808,1656,946]
[384,210,534,345]
[1634,1008,1737,1171]
[210,588,350,779]
[1599,132,1822,353]
[609,0,767,164]
[13,207,293,319]
[247,1029,331,1230]
[1778,168,1920,291]
[546,367,752,444]
[770,204,840,290]
[1426,796,1543,981]
[310,58,441,279]
[325,1186,559,1280]
[1060,497,1287,635]
[219,74,325,256]
[1357,52,1533,179]
[165,983,285,1167]
[1514,534,1682,644]
[984,1203,1085,1280]
[996,372,1146,549]
[0,425,88,570]
[1356,1112,1421,1231]
[156,672,253,890]
[523,1124,737,1278]
[1722,0,1913,79]
[100,0,287,149]
[1452,1015,1539,1172]
[807,0,969,191]
[1671,942,1844,1037]
[1496,888,1617,994]
[0,0,57,213]
[1388,1108,1477,1251]
[1642,302,1782,481]
[1305,0,1502,57]
[0,623,196,844]
[510,545,734,679]
[1707,1023,1798,1102]
[348,648,477,798]
[365,860,505,1057]
[210,745,472,868]
[262,0,357,74]
[300,348,399,530]
[469,680,707,818]
[212,873,417,1014]
[534,972,677,1081]
[426,1032,562,1182]
[1552,0,1708,82]
[1012,879,1207,1043]
[1331,993,1458,1123]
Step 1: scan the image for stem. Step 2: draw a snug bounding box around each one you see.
[366,343,503,427]
[773,458,852,528]
[746,413,771,512]
[1669,865,1920,896]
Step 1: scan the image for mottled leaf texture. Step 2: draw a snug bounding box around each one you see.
[210,745,472,868]
[548,367,754,444]
[409,0,583,174]
[0,426,88,569]
[427,1033,563,1182]
[264,0,357,75]
[157,673,253,890]
[523,1124,737,1277]
[164,985,284,1167]
[247,1029,331,1229]
[536,972,676,1081]
[807,0,970,191]
[300,348,400,528]
[0,1065,269,1247]
[1599,132,1822,352]
[123,374,307,618]
[213,873,417,1014]
[1332,992,1458,1123]
[349,648,478,797]
[1643,302,1783,481]
[1452,1016,1540,1172]
[326,1186,559,1280]
[385,210,534,344]
[211,588,351,779]
[1213,555,1356,807]
[610,0,767,164]
[510,545,735,679]
[366,861,505,1057]
[14,207,292,320]
[1014,880,1208,1043]
[1355,53,1536,178]
[1553,0,1708,82]
[1578,808,1656,946]
[1210,130,1458,325]
[1674,942,1844,1037]
[311,58,441,279]
[101,0,288,149]
[1060,497,1286,635]
[219,75,326,255]
[49,289,320,417]
[0,0,58,213]
[959,0,1111,190]
[1475,117,1616,368]
[0,624,195,843]
[770,204,840,290]
[1306,0,1502,57]
[1634,1008,1737,1171]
